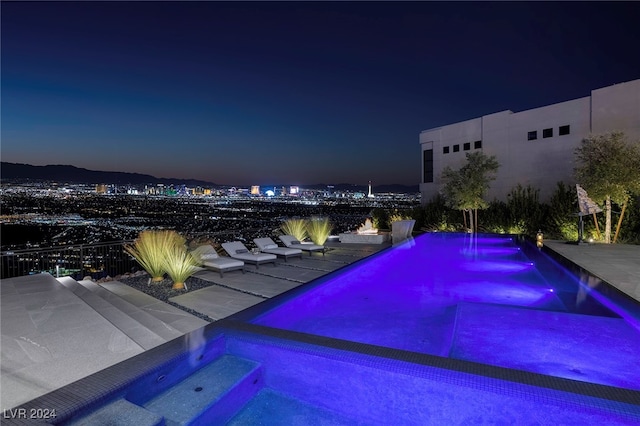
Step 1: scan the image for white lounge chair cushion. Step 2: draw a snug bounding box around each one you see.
[237,252,276,261]
[203,257,244,269]
[254,237,279,250]
[279,235,324,251]
[254,237,301,256]
[263,247,301,256]
[222,241,277,262]
[191,245,220,262]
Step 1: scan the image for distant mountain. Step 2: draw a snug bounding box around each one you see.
[369,183,419,193]
[299,183,420,193]
[1,162,419,193]
[0,162,218,187]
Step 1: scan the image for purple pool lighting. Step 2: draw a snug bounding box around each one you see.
[251,233,640,390]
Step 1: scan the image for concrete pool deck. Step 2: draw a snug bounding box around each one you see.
[0,241,389,410]
[545,240,640,304]
[1,237,639,412]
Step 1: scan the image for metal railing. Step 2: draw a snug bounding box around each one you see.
[1,241,137,280]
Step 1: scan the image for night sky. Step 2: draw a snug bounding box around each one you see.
[2,2,639,186]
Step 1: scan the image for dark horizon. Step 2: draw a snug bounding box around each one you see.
[2,2,639,186]
[1,161,420,191]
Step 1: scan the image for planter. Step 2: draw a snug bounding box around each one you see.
[338,232,390,244]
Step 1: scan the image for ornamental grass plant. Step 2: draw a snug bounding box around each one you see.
[280,218,308,242]
[124,230,182,282]
[163,243,200,290]
[124,230,184,282]
[307,216,333,245]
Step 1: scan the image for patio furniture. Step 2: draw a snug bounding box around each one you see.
[221,241,277,269]
[253,237,302,262]
[279,235,326,256]
[191,245,245,278]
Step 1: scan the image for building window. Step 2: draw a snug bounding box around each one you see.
[474,140,482,149]
[528,131,537,141]
[423,149,433,183]
[453,144,460,152]
[559,125,570,135]
[543,128,553,138]
[463,142,471,151]
[443,146,449,154]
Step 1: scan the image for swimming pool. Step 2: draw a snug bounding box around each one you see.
[246,233,640,391]
[10,233,640,425]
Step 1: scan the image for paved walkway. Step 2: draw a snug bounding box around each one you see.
[545,240,640,303]
[170,241,381,320]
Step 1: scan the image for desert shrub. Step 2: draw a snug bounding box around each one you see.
[428,213,462,232]
[371,208,414,230]
[481,200,510,234]
[124,230,184,282]
[506,184,544,236]
[306,216,333,245]
[163,243,200,290]
[416,194,462,231]
[545,182,579,241]
[280,218,308,241]
[389,209,413,224]
[481,185,544,236]
[370,208,389,230]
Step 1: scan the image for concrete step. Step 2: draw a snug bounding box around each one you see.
[98,280,209,334]
[74,279,185,343]
[228,388,361,425]
[143,355,263,425]
[66,398,164,426]
[57,277,167,350]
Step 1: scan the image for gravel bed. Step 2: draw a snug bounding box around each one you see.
[117,274,216,323]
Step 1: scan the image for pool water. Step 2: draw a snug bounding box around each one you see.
[63,327,640,425]
[250,233,640,390]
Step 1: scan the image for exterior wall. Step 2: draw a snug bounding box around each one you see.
[420,79,640,203]
[591,79,640,140]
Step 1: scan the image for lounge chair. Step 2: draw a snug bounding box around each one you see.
[221,241,277,269]
[279,235,326,256]
[254,237,302,262]
[191,245,245,278]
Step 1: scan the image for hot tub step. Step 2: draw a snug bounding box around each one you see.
[227,388,365,425]
[143,354,262,425]
[66,398,164,426]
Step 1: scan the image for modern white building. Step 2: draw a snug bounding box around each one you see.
[419,79,640,203]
